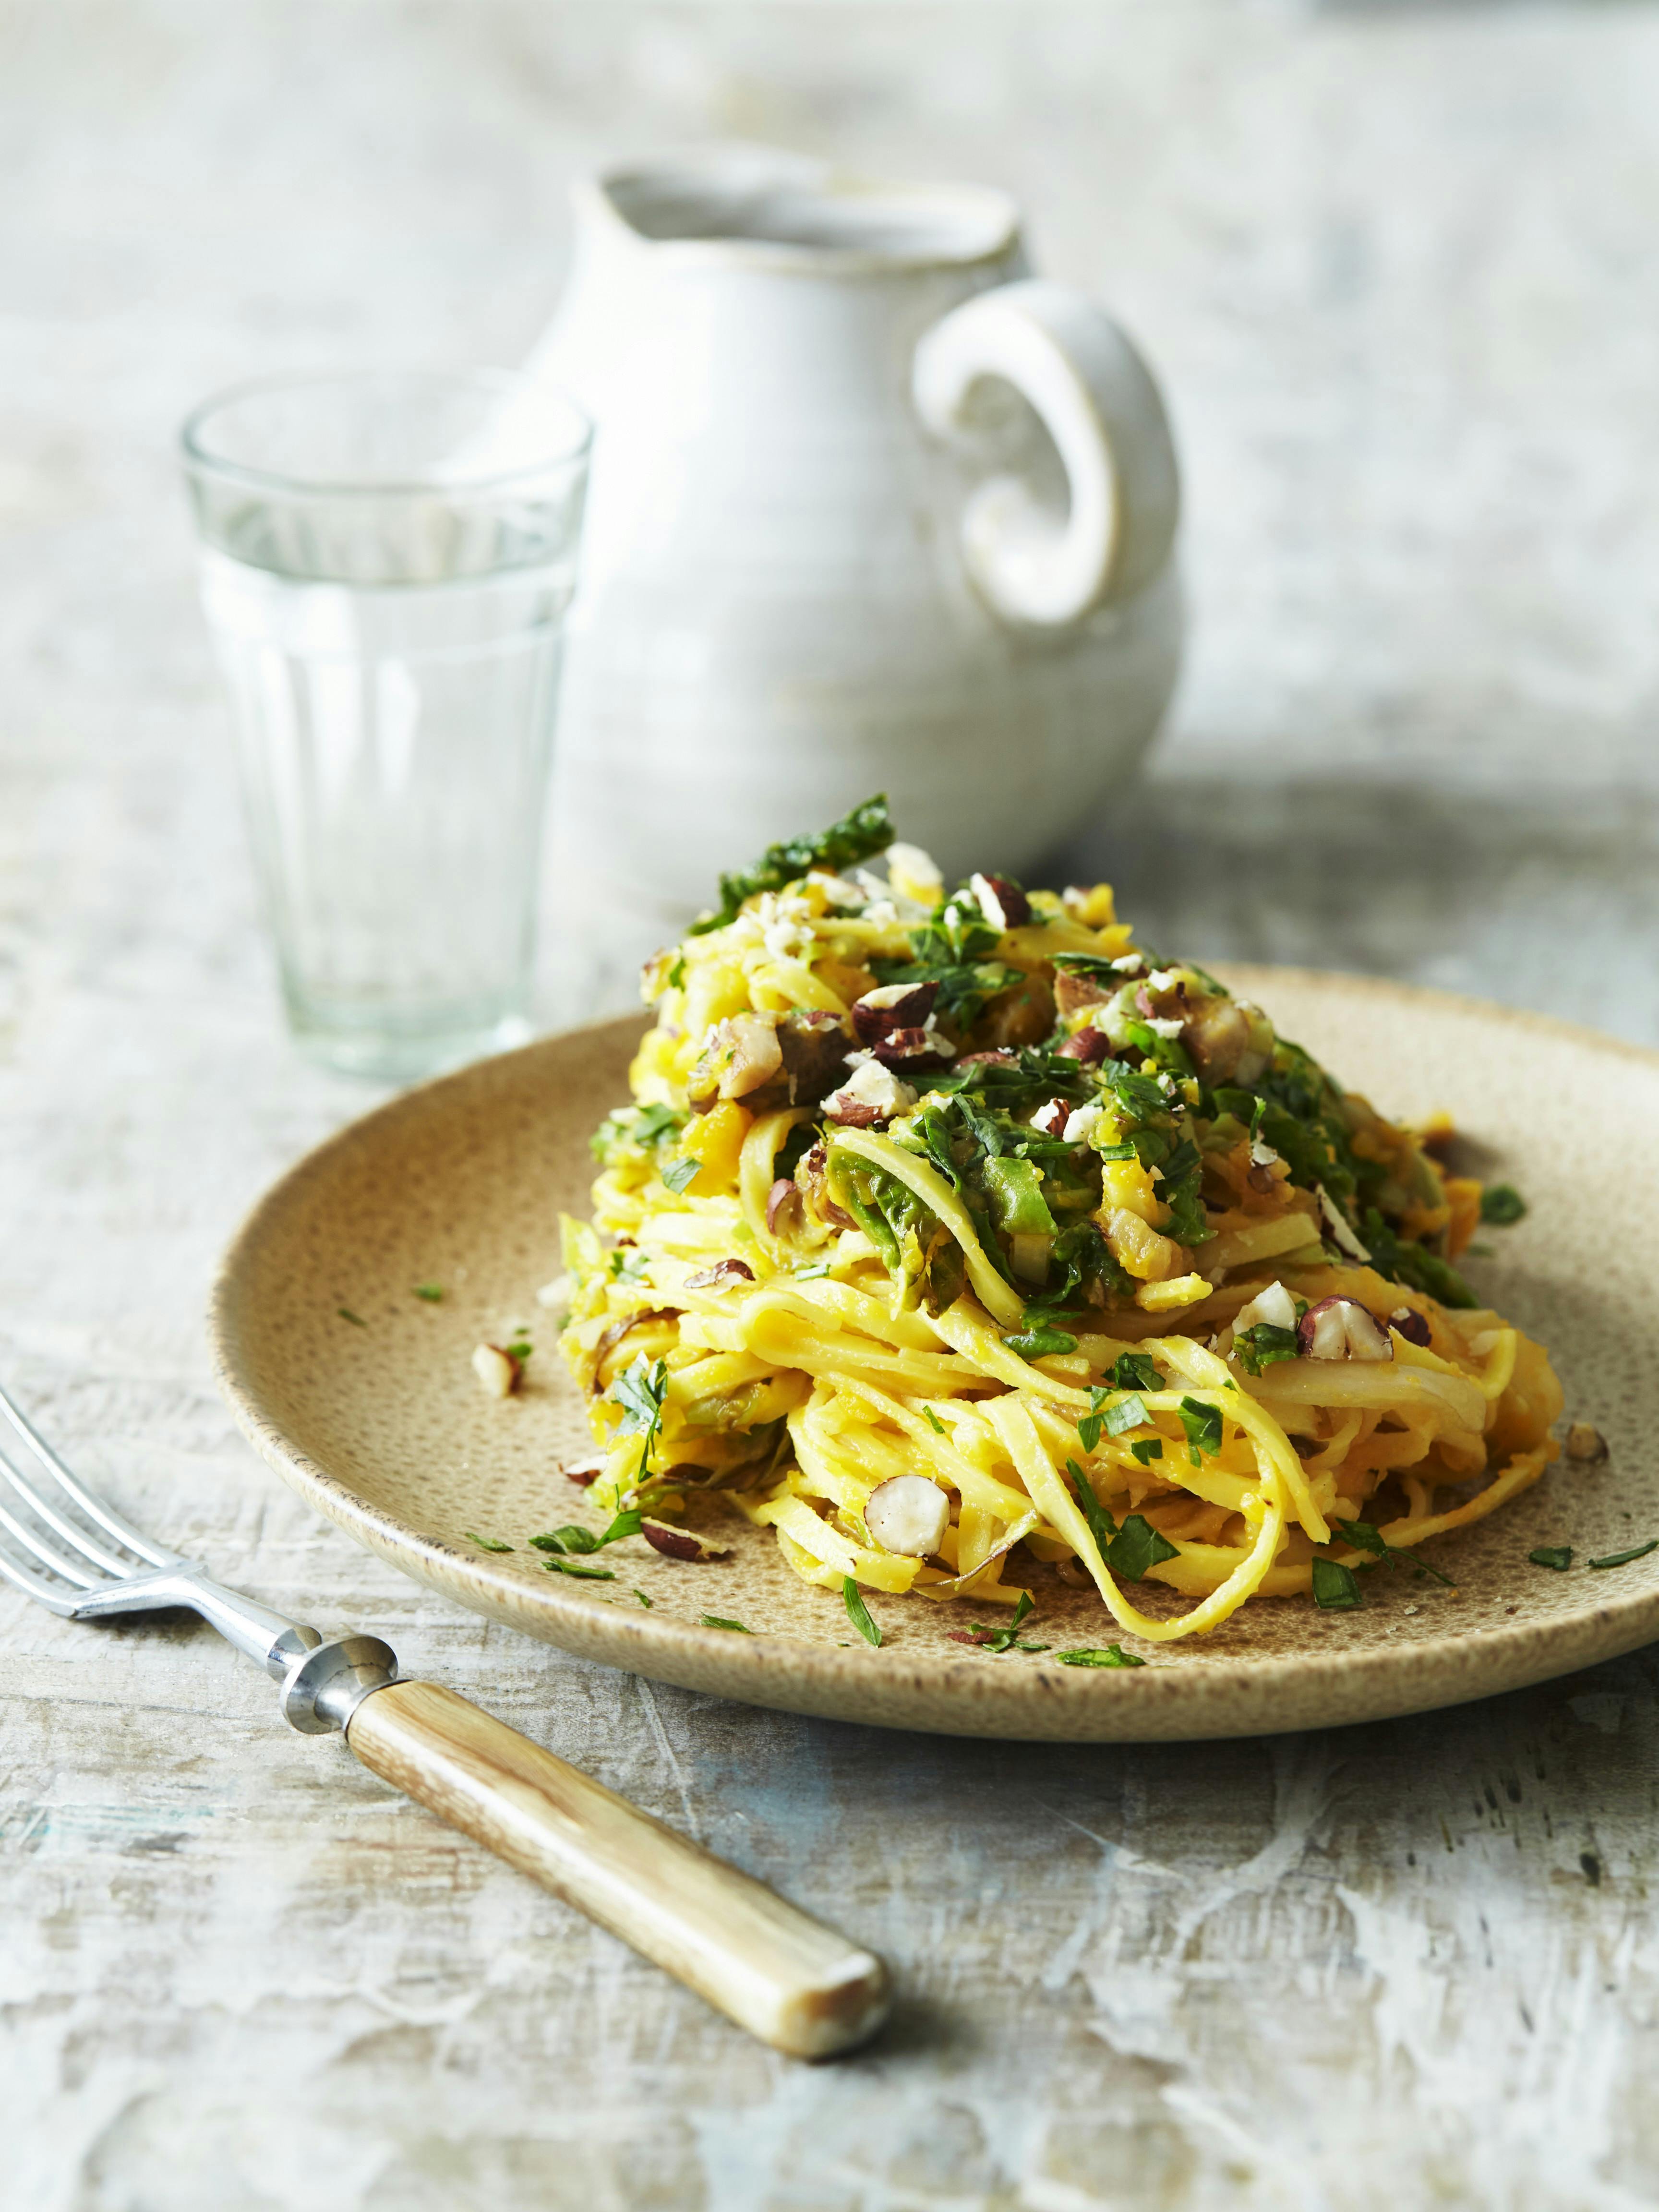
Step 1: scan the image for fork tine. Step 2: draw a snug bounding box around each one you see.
[0,1438,138,1579]
[0,1380,174,1569]
[0,1532,85,1615]
[0,1487,103,1588]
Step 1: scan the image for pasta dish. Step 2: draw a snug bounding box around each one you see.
[555,799,1561,1643]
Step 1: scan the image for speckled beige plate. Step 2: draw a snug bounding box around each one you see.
[210,969,1659,1741]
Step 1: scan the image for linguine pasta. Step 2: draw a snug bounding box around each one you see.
[555,799,1561,1640]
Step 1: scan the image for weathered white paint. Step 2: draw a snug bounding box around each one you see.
[3,4,1659,2208]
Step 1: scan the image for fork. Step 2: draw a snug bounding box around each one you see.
[0,1379,889,2058]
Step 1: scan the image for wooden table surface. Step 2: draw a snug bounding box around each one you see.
[4,5,1659,2207]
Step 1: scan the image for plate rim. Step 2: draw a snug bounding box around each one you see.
[208,969,1659,1741]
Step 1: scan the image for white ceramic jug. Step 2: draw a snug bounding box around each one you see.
[531,146,1182,933]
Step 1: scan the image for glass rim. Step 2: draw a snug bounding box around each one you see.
[178,367,593,500]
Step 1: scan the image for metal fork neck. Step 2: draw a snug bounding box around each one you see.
[69,1565,398,1731]
[70,1563,309,1668]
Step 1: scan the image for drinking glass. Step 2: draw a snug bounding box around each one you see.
[181,370,591,1081]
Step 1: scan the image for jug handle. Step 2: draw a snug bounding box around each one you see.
[913,278,1179,632]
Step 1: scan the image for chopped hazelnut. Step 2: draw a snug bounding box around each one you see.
[471,1343,520,1398]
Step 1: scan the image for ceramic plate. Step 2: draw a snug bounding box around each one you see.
[210,969,1659,1741]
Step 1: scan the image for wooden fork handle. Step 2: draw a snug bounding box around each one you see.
[345,1679,890,2058]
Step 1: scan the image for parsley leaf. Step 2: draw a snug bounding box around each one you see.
[1111,1351,1161,1393]
[962,1590,1048,1653]
[634,1587,655,1607]
[1178,1396,1223,1459]
[1104,1392,1150,1438]
[1528,1545,1573,1571]
[1066,1457,1118,1558]
[542,1557,617,1580]
[1480,1183,1527,1226]
[688,793,893,935]
[842,1577,882,1647]
[923,1406,947,1436]
[337,1307,367,1327]
[1056,1645,1147,1668]
[607,1354,669,1473]
[1130,1438,1164,1466]
[1105,1514,1180,1582]
[529,1508,644,1557]
[1336,1518,1455,1587]
[1233,1322,1299,1376]
[661,1155,701,1195]
[464,1531,513,1553]
[1077,1386,1110,1454]
[1311,1558,1363,1610]
[701,1614,755,1632]
[1362,1207,1478,1310]
[414,1283,444,1303]
[1589,1540,1658,1570]
[1003,1323,1079,1360]
[590,1101,687,1167]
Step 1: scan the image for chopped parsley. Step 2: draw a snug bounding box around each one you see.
[958,1590,1048,1654]
[872,950,1023,1032]
[607,1354,668,1472]
[1104,1393,1150,1439]
[1589,1540,1658,1570]
[504,1336,532,1365]
[1335,1518,1455,1587]
[414,1283,444,1303]
[1077,1387,1110,1453]
[1528,1545,1573,1571]
[688,793,893,936]
[591,1101,687,1168]
[530,1509,644,1556]
[923,1406,947,1436]
[1110,1351,1161,1393]
[1233,1322,1299,1376]
[660,1155,702,1195]
[542,1557,617,1580]
[464,1531,513,1553]
[1130,1438,1165,1466]
[1003,1323,1079,1360]
[1066,1457,1118,1558]
[1178,1396,1223,1462]
[1056,1645,1147,1669]
[701,1614,755,1633]
[1063,1465,1179,1582]
[1479,1183,1527,1226]
[1104,1514,1180,1583]
[1311,1558,1363,1610]
[1361,1207,1477,1310]
[634,1588,655,1608]
[667,954,687,990]
[842,1577,882,1647]
[337,1307,366,1327]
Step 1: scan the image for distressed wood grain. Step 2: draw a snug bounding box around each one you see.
[3,4,1659,2208]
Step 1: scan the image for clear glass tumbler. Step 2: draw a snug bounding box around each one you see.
[181,370,591,1081]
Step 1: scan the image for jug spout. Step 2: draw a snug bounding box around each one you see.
[530,144,1023,415]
